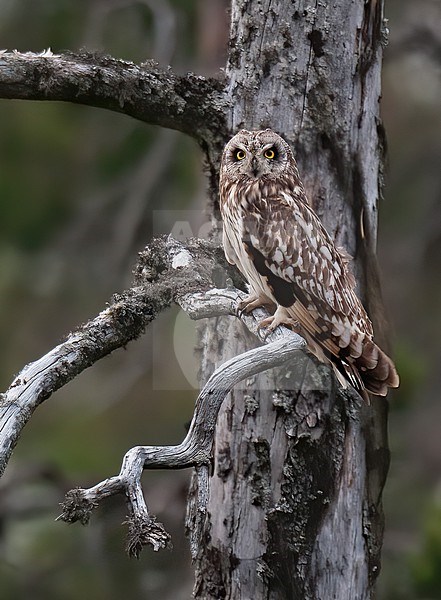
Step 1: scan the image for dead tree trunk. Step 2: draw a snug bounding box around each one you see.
[0,1,391,598]
[187,1,389,598]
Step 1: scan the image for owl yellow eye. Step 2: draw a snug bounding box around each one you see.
[235,149,246,161]
[264,148,276,159]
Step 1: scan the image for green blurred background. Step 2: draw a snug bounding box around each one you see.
[0,1,439,598]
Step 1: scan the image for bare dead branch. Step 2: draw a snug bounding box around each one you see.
[0,225,308,556]
[57,323,305,556]
[0,226,318,557]
[0,287,163,478]
[0,50,227,143]
[0,235,261,477]
[0,236,225,477]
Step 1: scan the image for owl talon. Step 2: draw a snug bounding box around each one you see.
[237,293,275,316]
[257,306,299,334]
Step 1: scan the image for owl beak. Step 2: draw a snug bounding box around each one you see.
[250,156,260,178]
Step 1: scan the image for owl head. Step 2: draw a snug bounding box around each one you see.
[220,129,296,181]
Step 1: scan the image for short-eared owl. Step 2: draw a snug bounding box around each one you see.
[219,128,399,398]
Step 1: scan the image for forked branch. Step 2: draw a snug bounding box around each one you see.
[0,233,307,556]
[0,237,224,475]
[57,300,305,557]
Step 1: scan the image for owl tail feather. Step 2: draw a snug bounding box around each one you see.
[355,341,400,397]
[318,339,399,401]
[331,357,370,403]
[283,306,399,400]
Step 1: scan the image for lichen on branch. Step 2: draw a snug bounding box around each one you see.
[0,49,228,144]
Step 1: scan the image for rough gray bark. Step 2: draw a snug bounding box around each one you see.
[0,50,227,147]
[0,1,391,599]
[58,311,307,558]
[0,235,310,563]
[0,237,223,476]
[187,1,390,599]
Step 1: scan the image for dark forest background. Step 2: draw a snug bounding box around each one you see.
[0,1,440,598]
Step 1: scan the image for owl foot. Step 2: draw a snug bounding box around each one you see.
[238,293,276,315]
[257,306,299,334]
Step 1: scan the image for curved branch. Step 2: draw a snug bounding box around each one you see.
[0,286,164,477]
[0,236,281,478]
[58,332,305,556]
[0,236,223,476]
[0,50,227,143]
[0,233,309,556]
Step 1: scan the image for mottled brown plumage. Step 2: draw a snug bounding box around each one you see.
[219,129,399,397]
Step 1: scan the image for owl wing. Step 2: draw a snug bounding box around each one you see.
[222,227,239,266]
[242,189,400,395]
[242,190,377,365]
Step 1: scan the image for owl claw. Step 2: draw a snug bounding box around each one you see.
[237,293,275,317]
[257,306,299,335]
